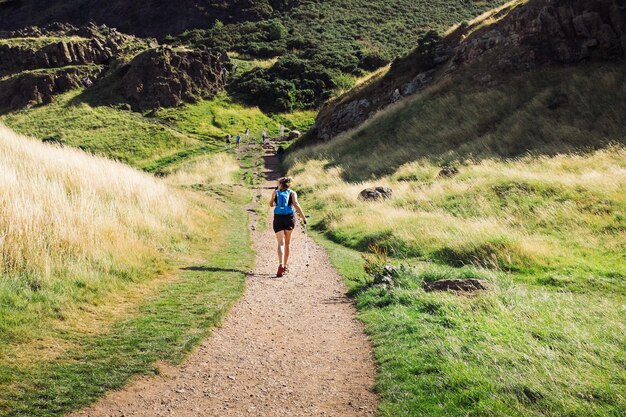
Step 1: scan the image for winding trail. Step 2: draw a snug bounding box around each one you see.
[70,141,378,417]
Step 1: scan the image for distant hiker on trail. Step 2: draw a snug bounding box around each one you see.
[225,134,231,147]
[277,146,285,162]
[280,125,285,139]
[236,134,241,148]
[270,177,307,277]
[244,128,249,142]
[262,130,267,143]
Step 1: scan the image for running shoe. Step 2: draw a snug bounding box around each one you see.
[276,265,284,277]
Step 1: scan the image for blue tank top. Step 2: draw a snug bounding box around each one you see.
[274,189,294,215]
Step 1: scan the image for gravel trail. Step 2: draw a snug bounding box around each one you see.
[70,142,378,417]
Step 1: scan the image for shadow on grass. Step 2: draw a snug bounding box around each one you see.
[181,266,249,274]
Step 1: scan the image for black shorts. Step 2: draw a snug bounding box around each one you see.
[273,214,296,233]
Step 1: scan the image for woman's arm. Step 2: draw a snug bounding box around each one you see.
[291,192,307,224]
[269,189,276,207]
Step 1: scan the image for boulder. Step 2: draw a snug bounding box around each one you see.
[438,167,459,178]
[423,279,490,293]
[288,130,301,139]
[359,187,393,201]
[121,47,228,111]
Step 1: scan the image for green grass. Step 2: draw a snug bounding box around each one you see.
[156,92,315,143]
[0,83,278,414]
[0,163,255,417]
[0,36,88,49]
[229,52,278,72]
[0,89,200,169]
[315,234,626,417]
[285,54,626,416]
[292,147,626,292]
[0,89,314,174]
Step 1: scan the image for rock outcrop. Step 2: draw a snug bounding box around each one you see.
[451,0,626,70]
[121,47,229,111]
[288,130,301,139]
[438,167,459,178]
[315,0,626,142]
[0,23,132,76]
[0,23,139,111]
[0,67,102,110]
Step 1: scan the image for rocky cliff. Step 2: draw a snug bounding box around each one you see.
[314,0,626,142]
[121,47,229,111]
[0,67,103,110]
[0,23,136,111]
[0,31,129,76]
[0,22,229,112]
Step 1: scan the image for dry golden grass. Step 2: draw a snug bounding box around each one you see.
[0,126,246,371]
[167,153,240,187]
[0,125,189,284]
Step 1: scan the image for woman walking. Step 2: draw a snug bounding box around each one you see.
[270,177,307,277]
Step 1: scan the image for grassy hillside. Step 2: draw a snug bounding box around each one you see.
[291,62,626,181]
[289,147,626,416]
[0,89,313,174]
[178,0,508,111]
[0,126,256,415]
[285,55,626,417]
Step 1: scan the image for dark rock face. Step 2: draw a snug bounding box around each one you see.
[358,187,393,201]
[0,38,124,76]
[0,67,101,110]
[0,23,134,111]
[315,0,626,142]
[452,0,626,70]
[423,279,490,293]
[318,99,372,142]
[121,47,228,111]
[0,23,131,76]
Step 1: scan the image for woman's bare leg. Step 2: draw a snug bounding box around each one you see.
[283,229,293,267]
[275,231,285,265]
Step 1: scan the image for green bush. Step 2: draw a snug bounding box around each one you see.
[230,54,340,111]
[172,0,508,110]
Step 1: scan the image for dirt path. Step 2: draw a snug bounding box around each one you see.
[70,141,378,417]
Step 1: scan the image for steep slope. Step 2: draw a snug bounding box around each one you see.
[313,0,626,146]
[1,0,511,113]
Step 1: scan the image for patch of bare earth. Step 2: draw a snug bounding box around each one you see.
[69,143,378,417]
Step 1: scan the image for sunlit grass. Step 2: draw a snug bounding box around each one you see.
[0,89,198,168]
[0,126,256,416]
[291,145,626,287]
[156,92,316,142]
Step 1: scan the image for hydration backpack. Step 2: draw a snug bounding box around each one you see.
[274,189,294,215]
